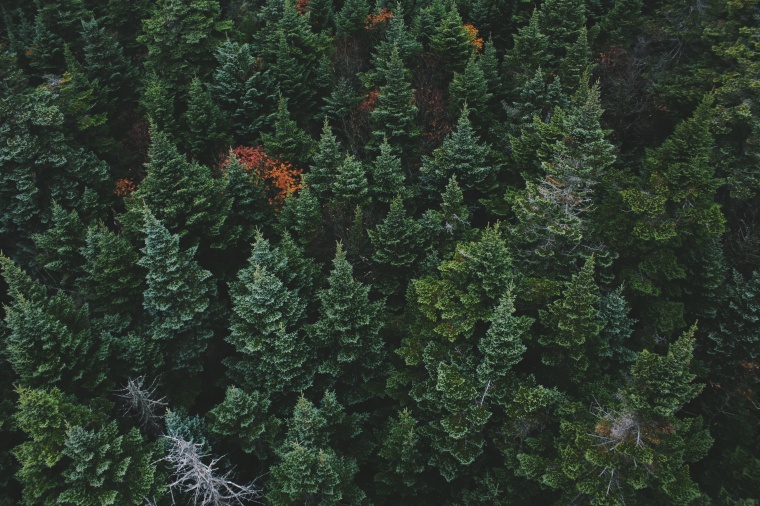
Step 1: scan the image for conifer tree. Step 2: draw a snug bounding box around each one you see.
[207,386,280,456]
[331,154,369,207]
[336,0,370,39]
[370,45,419,157]
[429,3,472,74]
[140,73,177,134]
[538,0,586,64]
[420,106,498,200]
[310,244,386,402]
[278,185,323,248]
[449,53,492,126]
[370,2,422,69]
[139,210,215,376]
[33,203,86,286]
[376,410,426,494]
[538,255,603,385]
[212,41,274,140]
[267,394,366,505]
[308,120,343,203]
[78,224,144,320]
[80,18,135,110]
[369,137,408,203]
[226,260,312,395]
[1,256,106,392]
[261,96,315,168]
[120,128,230,246]
[504,9,550,79]
[139,0,231,87]
[181,77,229,163]
[14,387,161,506]
[221,152,272,247]
[369,195,423,296]
[559,27,591,94]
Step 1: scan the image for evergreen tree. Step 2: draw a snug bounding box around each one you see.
[308,120,343,203]
[538,255,603,385]
[538,0,586,64]
[369,137,408,203]
[14,387,162,506]
[310,244,386,402]
[181,77,229,163]
[80,18,136,110]
[559,27,591,94]
[261,96,315,168]
[139,0,231,87]
[429,3,472,74]
[267,393,366,505]
[420,106,498,201]
[226,259,313,395]
[449,53,493,127]
[336,0,370,39]
[138,210,215,376]
[208,386,280,457]
[140,74,177,134]
[369,195,423,296]
[278,185,323,248]
[33,203,87,286]
[370,45,419,157]
[1,256,106,392]
[331,154,369,207]
[212,40,274,140]
[222,152,273,246]
[78,224,144,320]
[120,128,230,246]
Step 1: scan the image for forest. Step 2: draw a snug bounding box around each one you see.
[0,0,758,504]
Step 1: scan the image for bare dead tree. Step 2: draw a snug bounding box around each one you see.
[116,376,168,435]
[162,431,260,506]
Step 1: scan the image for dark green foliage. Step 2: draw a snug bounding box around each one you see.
[262,95,315,167]
[181,77,229,162]
[139,210,215,376]
[370,45,419,156]
[1,256,106,392]
[310,244,385,401]
[1,1,758,503]
[120,128,230,246]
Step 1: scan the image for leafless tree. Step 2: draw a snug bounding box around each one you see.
[162,431,260,506]
[116,376,168,435]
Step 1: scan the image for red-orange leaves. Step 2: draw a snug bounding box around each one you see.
[463,24,484,52]
[224,146,302,207]
[366,8,393,30]
[115,178,136,197]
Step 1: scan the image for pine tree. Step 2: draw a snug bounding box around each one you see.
[376,410,426,493]
[331,154,369,207]
[335,0,370,39]
[538,255,603,384]
[369,137,408,203]
[261,96,315,167]
[370,44,419,157]
[78,224,145,320]
[267,393,366,505]
[139,0,231,87]
[181,77,229,163]
[278,185,323,248]
[422,175,475,254]
[120,128,230,246]
[1,256,106,392]
[369,196,423,296]
[370,2,422,69]
[307,120,343,203]
[33,203,86,286]
[477,289,532,386]
[310,244,386,401]
[80,18,136,110]
[212,40,274,140]
[14,387,162,506]
[429,3,472,74]
[559,27,591,94]
[138,210,215,376]
[504,9,550,79]
[449,53,493,127]
[420,106,498,200]
[140,73,177,134]
[221,152,272,246]
[208,386,280,456]
[538,0,586,64]
[226,260,313,395]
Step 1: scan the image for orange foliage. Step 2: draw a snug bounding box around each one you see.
[366,8,393,30]
[224,146,302,207]
[114,178,136,197]
[463,24,484,52]
[296,0,310,15]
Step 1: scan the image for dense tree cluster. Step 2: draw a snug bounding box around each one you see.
[1,0,758,504]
